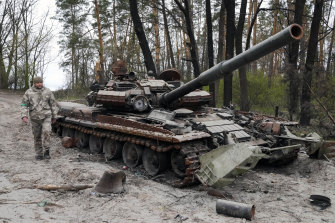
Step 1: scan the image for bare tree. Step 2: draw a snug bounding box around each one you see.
[235,0,249,111]
[205,0,216,106]
[152,0,161,74]
[0,0,52,89]
[174,0,200,77]
[161,0,175,69]
[268,0,279,88]
[300,0,324,125]
[287,0,306,121]
[129,0,157,77]
[223,0,235,107]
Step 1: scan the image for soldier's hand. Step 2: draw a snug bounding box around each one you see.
[52,118,56,124]
[22,117,28,124]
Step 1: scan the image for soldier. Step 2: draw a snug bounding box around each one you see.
[21,76,59,160]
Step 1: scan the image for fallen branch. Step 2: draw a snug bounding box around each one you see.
[36,184,94,191]
[0,200,63,208]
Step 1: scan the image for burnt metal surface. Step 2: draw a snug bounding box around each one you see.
[58,102,102,121]
[98,114,173,135]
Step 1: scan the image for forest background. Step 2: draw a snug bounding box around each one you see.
[0,0,333,127]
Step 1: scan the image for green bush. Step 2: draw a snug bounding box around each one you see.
[203,71,335,123]
[204,71,287,115]
[238,71,287,114]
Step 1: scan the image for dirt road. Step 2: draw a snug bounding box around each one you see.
[0,90,334,222]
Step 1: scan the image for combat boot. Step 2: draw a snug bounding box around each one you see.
[44,149,51,159]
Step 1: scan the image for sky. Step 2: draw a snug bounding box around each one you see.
[36,0,66,91]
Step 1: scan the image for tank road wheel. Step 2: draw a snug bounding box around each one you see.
[89,135,104,153]
[75,131,89,149]
[122,142,143,168]
[62,127,74,138]
[103,138,123,160]
[142,148,169,176]
[171,150,186,178]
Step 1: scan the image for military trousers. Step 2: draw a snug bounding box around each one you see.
[31,117,51,156]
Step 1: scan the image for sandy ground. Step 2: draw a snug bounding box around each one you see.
[0,90,335,223]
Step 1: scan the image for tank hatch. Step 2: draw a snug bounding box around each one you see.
[138,79,173,92]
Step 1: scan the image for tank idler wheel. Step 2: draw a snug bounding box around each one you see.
[75,131,89,149]
[122,142,143,168]
[103,138,123,160]
[89,135,104,153]
[171,150,186,178]
[62,127,75,138]
[142,148,169,176]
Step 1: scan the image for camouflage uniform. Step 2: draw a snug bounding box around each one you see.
[21,86,58,157]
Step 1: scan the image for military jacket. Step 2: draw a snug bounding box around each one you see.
[21,86,59,120]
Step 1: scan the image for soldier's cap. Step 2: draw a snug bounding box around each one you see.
[33,76,43,83]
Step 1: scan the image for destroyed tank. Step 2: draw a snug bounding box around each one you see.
[54,24,304,187]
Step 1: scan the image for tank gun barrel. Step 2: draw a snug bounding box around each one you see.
[160,24,303,106]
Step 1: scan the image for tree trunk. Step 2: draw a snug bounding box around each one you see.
[235,0,249,111]
[129,0,157,77]
[287,0,305,121]
[153,0,161,74]
[182,29,191,80]
[112,0,118,60]
[252,0,258,72]
[246,0,253,37]
[268,0,279,88]
[14,31,18,90]
[326,15,335,77]
[162,0,175,68]
[94,0,105,84]
[174,0,201,77]
[223,0,235,107]
[120,17,131,59]
[318,2,326,79]
[206,0,216,106]
[300,0,324,126]
[217,0,225,63]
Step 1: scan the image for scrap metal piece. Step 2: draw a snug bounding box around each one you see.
[93,171,126,194]
[62,136,76,148]
[216,199,255,220]
[195,143,264,187]
[280,128,335,159]
[261,144,301,165]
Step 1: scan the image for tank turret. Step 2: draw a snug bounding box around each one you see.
[89,24,303,113]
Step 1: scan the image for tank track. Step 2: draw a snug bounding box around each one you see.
[173,141,211,187]
[55,121,210,187]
